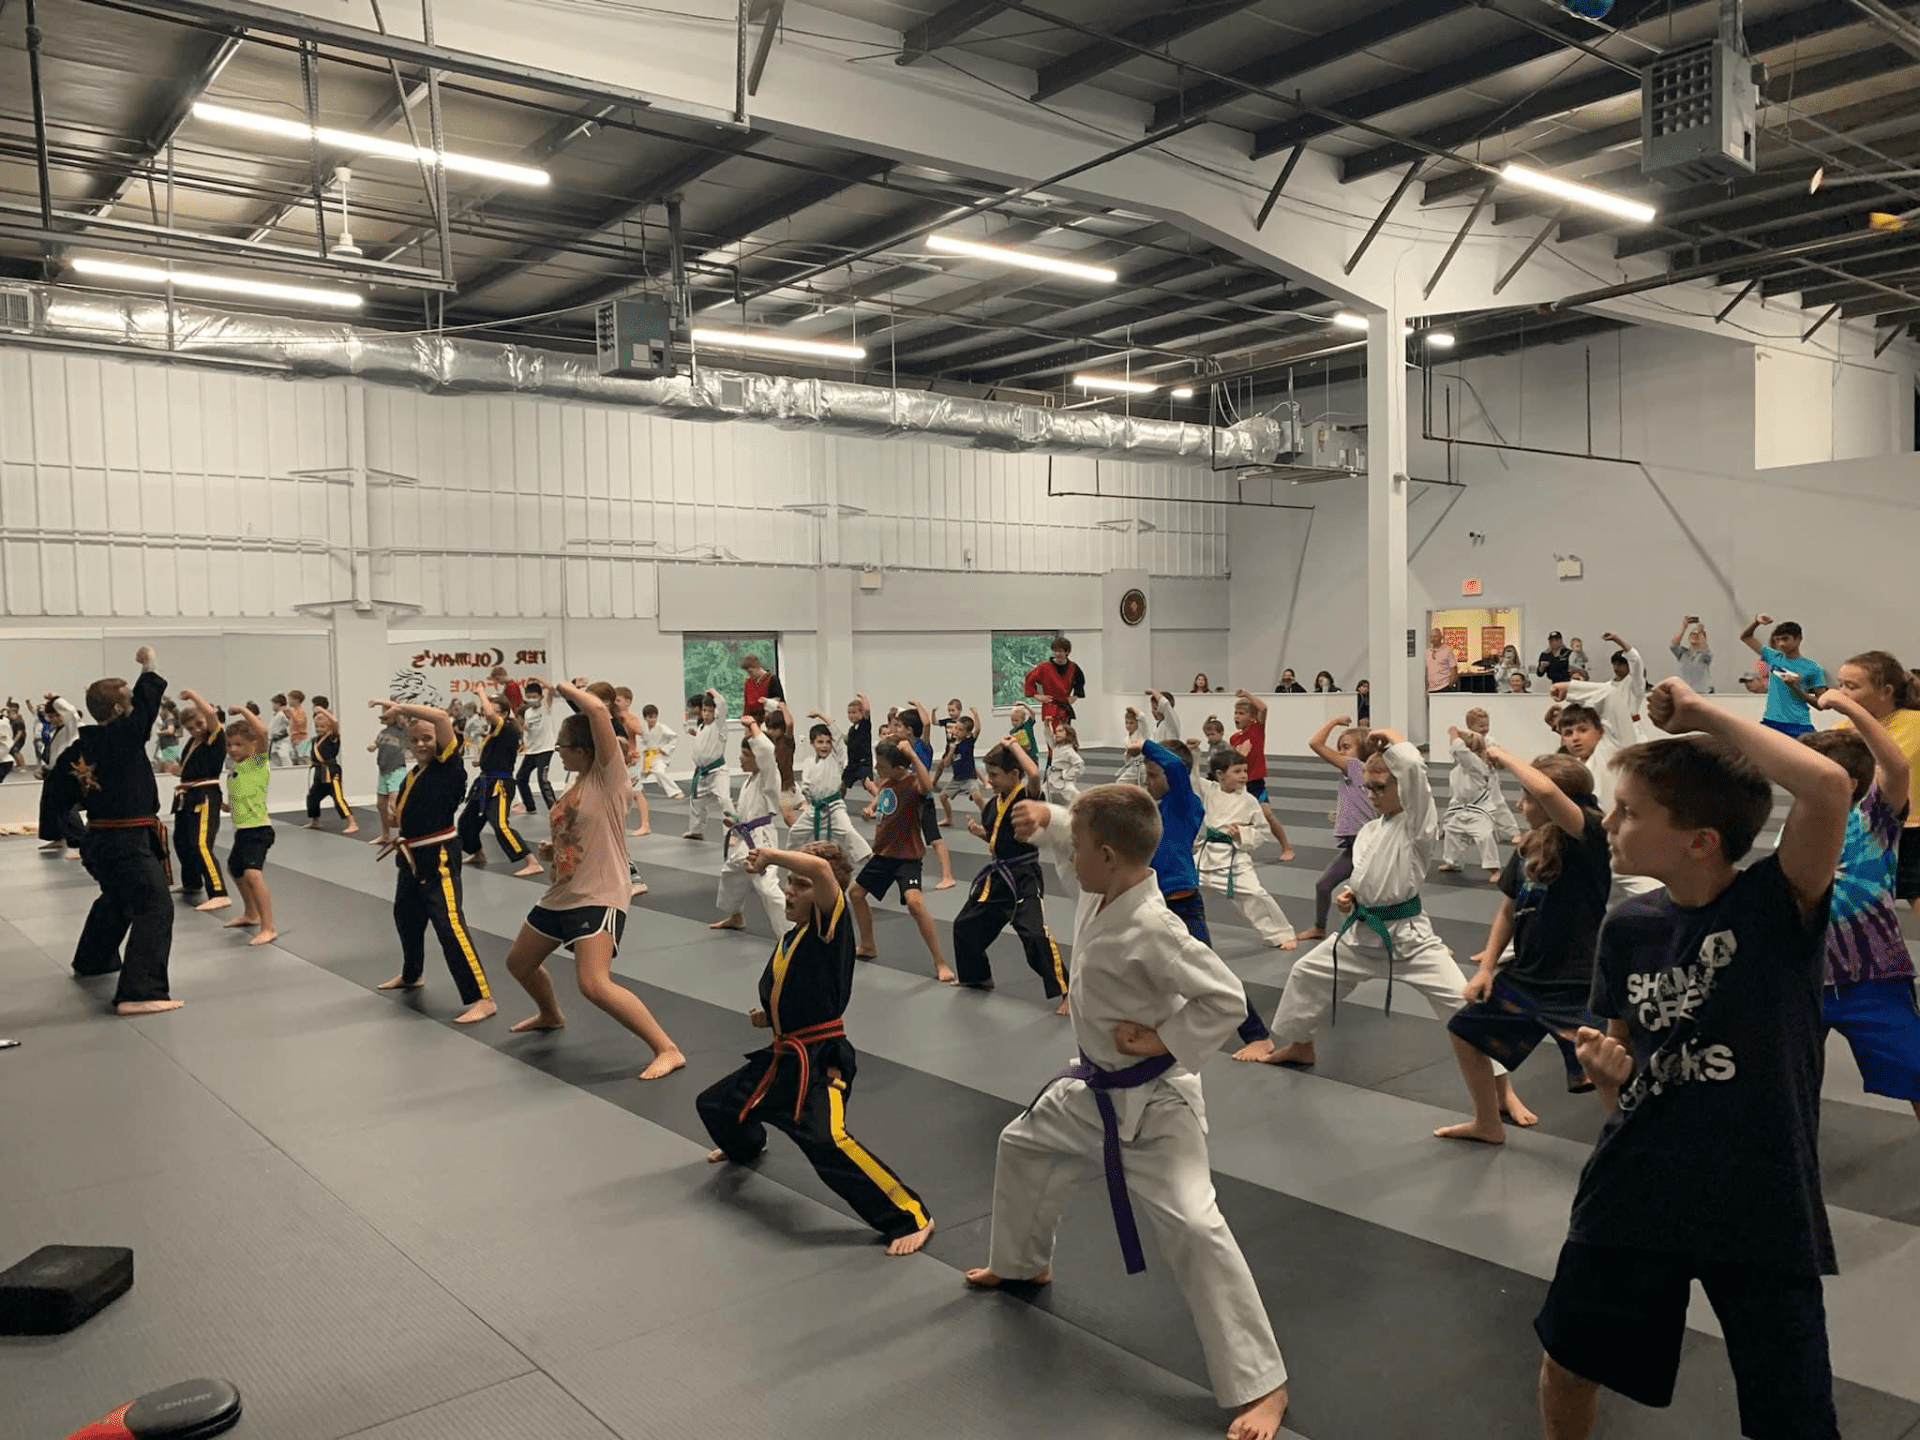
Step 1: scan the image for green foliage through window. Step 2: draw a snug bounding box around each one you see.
[683,634,779,717]
[991,631,1058,710]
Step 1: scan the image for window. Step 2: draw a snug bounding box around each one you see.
[990,631,1058,710]
[683,634,779,717]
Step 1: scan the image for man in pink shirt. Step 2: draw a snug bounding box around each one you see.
[1425,628,1460,692]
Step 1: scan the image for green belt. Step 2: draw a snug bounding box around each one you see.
[1201,827,1240,896]
[691,757,725,796]
[808,795,844,839]
[1331,894,1423,1023]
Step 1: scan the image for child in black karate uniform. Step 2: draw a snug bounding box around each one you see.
[458,688,539,876]
[699,842,935,1256]
[170,686,231,912]
[302,697,358,834]
[952,741,1068,1011]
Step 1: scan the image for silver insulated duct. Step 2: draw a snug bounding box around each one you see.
[3,284,1282,467]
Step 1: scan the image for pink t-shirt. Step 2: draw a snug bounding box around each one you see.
[1425,646,1459,691]
[540,741,633,912]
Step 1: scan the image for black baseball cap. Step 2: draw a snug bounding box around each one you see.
[1548,630,1563,639]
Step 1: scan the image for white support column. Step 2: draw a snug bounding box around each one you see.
[345,382,371,610]
[1367,297,1412,737]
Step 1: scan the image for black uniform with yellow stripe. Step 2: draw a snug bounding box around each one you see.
[952,780,1067,997]
[171,732,229,900]
[393,733,491,1004]
[696,889,931,1242]
[305,726,353,822]
[455,713,529,861]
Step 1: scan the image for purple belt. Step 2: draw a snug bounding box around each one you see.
[727,813,776,851]
[974,848,1039,902]
[1025,1050,1177,1274]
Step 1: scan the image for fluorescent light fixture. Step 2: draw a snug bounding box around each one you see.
[1331,311,1369,331]
[691,327,866,361]
[192,101,550,188]
[1075,374,1156,394]
[927,232,1117,284]
[1500,163,1655,225]
[1170,386,1195,399]
[1424,331,1456,348]
[70,256,363,310]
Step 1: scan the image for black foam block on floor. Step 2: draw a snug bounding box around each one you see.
[0,1244,134,1335]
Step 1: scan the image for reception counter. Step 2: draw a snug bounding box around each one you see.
[1426,690,1840,760]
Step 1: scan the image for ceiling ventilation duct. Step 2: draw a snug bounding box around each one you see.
[7,284,1278,467]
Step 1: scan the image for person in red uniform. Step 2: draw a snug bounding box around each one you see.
[741,653,785,721]
[1022,636,1087,736]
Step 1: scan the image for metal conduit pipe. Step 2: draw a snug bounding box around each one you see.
[0,526,337,553]
[4,284,1280,466]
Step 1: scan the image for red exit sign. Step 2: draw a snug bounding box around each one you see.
[1462,578,1483,596]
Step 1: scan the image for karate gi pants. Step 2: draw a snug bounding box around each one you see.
[306,761,353,822]
[986,1082,1287,1408]
[172,793,227,900]
[787,799,871,867]
[457,776,528,861]
[642,758,684,800]
[718,834,788,936]
[688,776,728,834]
[392,845,491,1005]
[953,875,1067,997]
[1198,853,1295,946]
[1440,817,1499,870]
[1267,919,1470,1045]
[515,751,557,811]
[1489,789,1523,842]
[74,827,175,1006]
[698,1058,931,1242]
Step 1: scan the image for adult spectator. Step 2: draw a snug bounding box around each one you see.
[1536,631,1572,685]
[1023,636,1087,730]
[1274,668,1306,694]
[1191,672,1211,693]
[1669,617,1714,693]
[1313,671,1338,693]
[1425,628,1459,692]
[740,652,785,720]
[1492,645,1527,690]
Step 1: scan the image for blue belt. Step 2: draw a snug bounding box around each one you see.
[1025,1051,1178,1275]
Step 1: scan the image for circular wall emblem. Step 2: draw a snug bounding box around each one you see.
[1120,588,1148,627]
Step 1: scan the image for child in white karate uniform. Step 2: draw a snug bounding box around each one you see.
[1045,723,1086,803]
[1146,689,1182,744]
[1195,751,1297,948]
[965,785,1291,1440]
[1550,696,1663,906]
[791,713,873,867]
[1234,729,1532,1117]
[1438,717,1503,882]
[637,704,685,800]
[682,689,732,840]
[712,714,789,937]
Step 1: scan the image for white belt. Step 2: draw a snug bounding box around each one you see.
[402,827,457,850]
[178,779,222,790]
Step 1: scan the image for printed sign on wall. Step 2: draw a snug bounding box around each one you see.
[387,637,550,708]
[1427,607,1523,665]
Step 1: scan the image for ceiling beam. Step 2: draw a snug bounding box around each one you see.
[1613,188,1919,260]
[1337,0,1865,179]
[1034,0,1263,102]
[1421,123,1640,207]
[898,1,1015,65]
[1254,0,1667,164]
[1147,0,1462,134]
[90,31,244,218]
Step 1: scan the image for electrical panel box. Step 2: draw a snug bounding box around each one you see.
[1305,423,1367,472]
[595,299,677,379]
[1641,40,1757,185]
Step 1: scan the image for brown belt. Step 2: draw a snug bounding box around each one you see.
[86,815,172,885]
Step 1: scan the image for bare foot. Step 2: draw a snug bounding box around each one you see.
[963,1266,1050,1288]
[1295,926,1327,941]
[681,830,703,841]
[630,825,651,836]
[710,915,746,931]
[639,1048,687,1081]
[935,962,957,984]
[509,1012,565,1033]
[1054,995,1071,1016]
[887,1219,935,1256]
[377,974,424,991]
[855,948,877,960]
[1436,863,1462,873]
[1278,849,1297,863]
[224,914,260,929]
[454,998,497,1025]
[247,928,278,946]
[630,882,649,897]
[707,1144,764,1163]
[1234,1038,1315,1067]
[1487,871,1502,885]
[1227,1384,1289,1440]
[1434,1119,1506,1145]
[512,860,543,877]
[343,823,359,835]
[1500,1102,1540,1128]
[194,896,232,912]
[512,804,528,814]
[933,877,956,891]
[302,820,320,830]
[115,999,184,1015]
[367,835,389,846]
[465,851,487,865]
[1271,937,1298,951]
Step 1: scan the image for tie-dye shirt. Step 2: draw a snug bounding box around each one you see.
[1824,783,1912,986]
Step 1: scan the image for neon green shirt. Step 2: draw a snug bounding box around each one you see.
[228,753,270,829]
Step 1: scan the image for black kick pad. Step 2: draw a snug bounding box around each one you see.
[0,1244,134,1335]
[66,1378,243,1440]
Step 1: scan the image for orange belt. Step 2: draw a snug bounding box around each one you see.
[738,1018,847,1123]
[380,827,457,871]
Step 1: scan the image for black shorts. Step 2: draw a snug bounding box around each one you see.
[1897,825,1920,901]
[918,794,941,843]
[1247,777,1268,802]
[525,904,627,957]
[228,825,275,875]
[1447,977,1595,1088]
[856,854,923,902]
[842,762,873,789]
[1534,1241,1838,1439]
